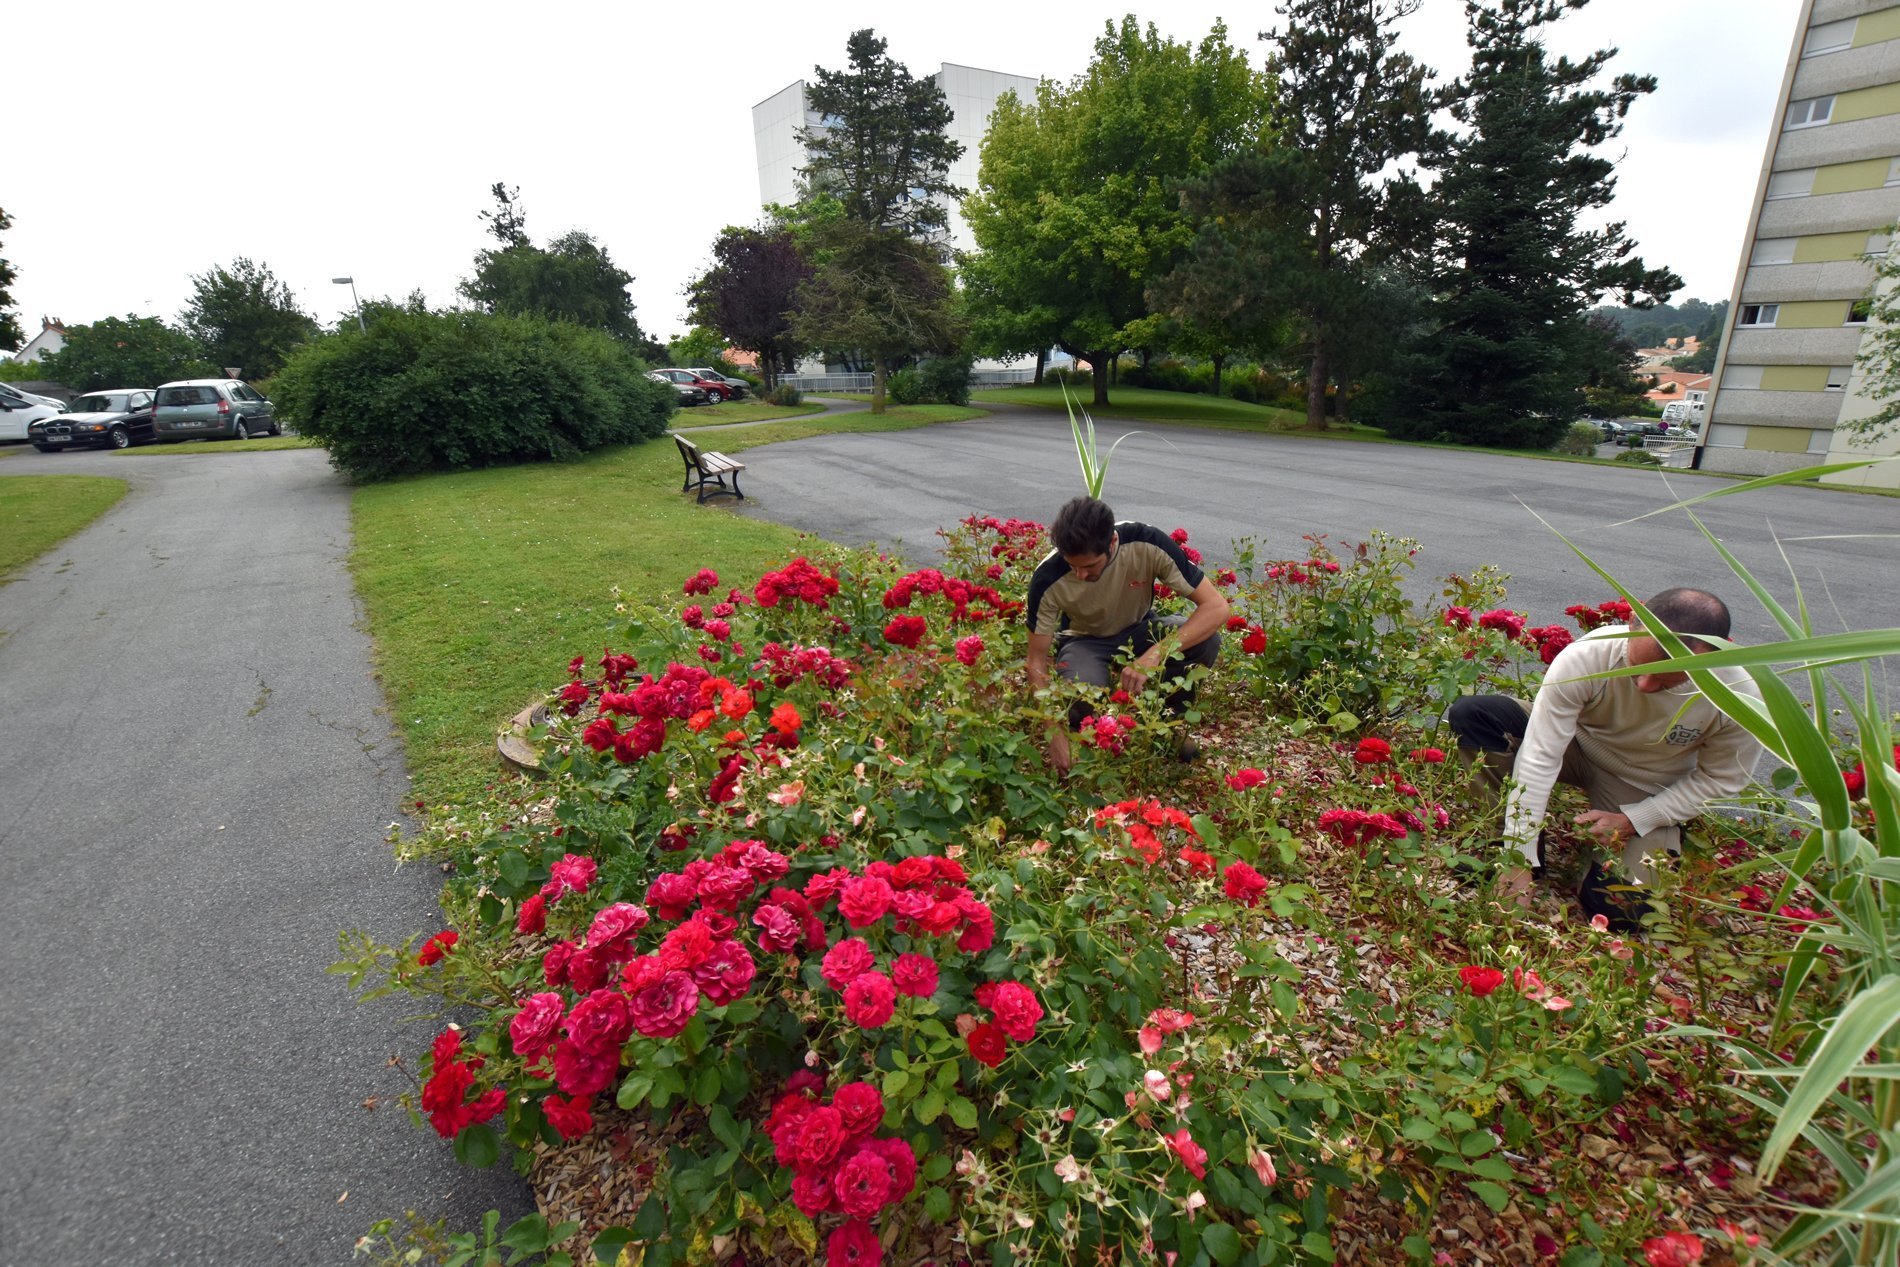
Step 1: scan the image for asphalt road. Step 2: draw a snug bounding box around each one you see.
[0,449,529,1265]
[729,402,1900,652]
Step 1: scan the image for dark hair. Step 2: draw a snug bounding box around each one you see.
[1642,588,1731,647]
[1050,496,1116,556]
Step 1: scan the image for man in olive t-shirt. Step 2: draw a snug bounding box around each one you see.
[1025,496,1230,773]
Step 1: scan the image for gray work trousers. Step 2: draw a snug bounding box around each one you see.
[1054,614,1219,727]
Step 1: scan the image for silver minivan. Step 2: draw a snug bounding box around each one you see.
[151,379,280,441]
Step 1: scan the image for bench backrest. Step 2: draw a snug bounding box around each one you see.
[673,433,702,465]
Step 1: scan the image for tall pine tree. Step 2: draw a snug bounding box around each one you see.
[1382,0,1678,448]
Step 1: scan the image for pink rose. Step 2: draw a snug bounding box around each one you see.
[564,987,635,1054]
[645,872,698,921]
[890,952,939,999]
[586,903,650,959]
[1165,1128,1208,1179]
[752,903,802,953]
[978,980,1043,1042]
[626,970,700,1038]
[821,937,876,990]
[832,1081,885,1138]
[516,894,547,935]
[833,1147,894,1218]
[542,853,597,900]
[837,875,895,928]
[842,971,897,1029]
[691,938,756,1006]
[826,1220,882,1267]
[509,992,566,1061]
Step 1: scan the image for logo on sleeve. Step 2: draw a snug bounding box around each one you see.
[1663,725,1703,746]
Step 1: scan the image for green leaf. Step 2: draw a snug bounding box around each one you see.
[630,1193,667,1241]
[883,1068,912,1101]
[915,1089,945,1125]
[1469,1157,1515,1183]
[922,1153,953,1182]
[1201,1221,1242,1264]
[617,1073,655,1111]
[946,1094,979,1130]
[1559,1248,1602,1267]
[923,1185,953,1222]
[708,1104,746,1152]
[691,1064,722,1106]
[1458,1130,1496,1158]
[498,849,531,889]
[1759,975,1900,1179]
[499,1213,551,1253]
[1548,1066,1598,1098]
[453,1123,500,1169]
[1467,1180,1510,1213]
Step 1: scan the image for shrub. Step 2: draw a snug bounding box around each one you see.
[762,384,803,407]
[1613,448,1662,466]
[1554,421,1602,456]
[272,311,676,481]
[885,367,924,406]
[914,354,972,406]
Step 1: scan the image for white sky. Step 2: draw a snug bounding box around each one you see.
[5,0,1797,347]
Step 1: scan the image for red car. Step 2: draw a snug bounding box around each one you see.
[651,368,737,402]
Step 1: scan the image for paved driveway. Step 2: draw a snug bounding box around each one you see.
[0,450,529,1265]
[730,403,1900,649]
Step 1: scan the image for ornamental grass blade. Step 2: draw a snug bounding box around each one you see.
[1056,372,1147,500]
[1605,457,1893,526]
[1758,975,1900,1180]
[1846,677,1900,857]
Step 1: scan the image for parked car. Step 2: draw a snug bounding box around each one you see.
[650,368,737,402]
[151,379,280,441]
[0,385,65,443]
[0,382,67,410]
[646,372,711,407]
[27,389,156,451]
[1597,418,1652,445]
[686,368,749,400]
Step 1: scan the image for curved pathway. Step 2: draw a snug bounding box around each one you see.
[0,449,530,1265]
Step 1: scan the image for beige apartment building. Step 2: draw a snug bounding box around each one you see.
[1699,0,1900,488]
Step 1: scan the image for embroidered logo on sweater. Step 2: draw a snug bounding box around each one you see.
[1664,724,1703,745]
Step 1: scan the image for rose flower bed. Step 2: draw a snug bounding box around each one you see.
[340,515,1845,1267]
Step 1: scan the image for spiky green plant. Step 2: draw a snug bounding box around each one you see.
[1055,372,1145,499]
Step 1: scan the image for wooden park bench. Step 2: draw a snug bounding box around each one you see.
[673,433,746,503]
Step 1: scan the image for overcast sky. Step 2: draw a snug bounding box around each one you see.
[5,0,1796,350]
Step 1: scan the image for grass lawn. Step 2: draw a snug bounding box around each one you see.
[676,400,824,424]
[973,383,1309,430]
[354,405,985,803]
[0,475,128,580]
[113,435,323,455]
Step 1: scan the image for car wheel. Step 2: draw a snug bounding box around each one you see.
[267,419,282,436]
[233,420,250,441]
[110,426,131,450]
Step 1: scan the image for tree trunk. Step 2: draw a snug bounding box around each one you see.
[1033,347,1046,386]
[872,359,887,415]
[1212,352,1225,397]
[1305,341,1328,431]
[1092,352,1110,408]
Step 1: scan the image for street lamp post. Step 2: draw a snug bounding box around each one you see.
[332,276,366,333]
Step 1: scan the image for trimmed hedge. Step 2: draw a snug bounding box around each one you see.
[273,311,676,481]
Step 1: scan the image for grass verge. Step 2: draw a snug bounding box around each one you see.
[113,436,323,455]
[973,384,1307,429]
[678,400,825,424]
[678,404,987,449]
[0,475,128,580]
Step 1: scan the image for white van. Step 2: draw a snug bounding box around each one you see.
[0,383,65,443]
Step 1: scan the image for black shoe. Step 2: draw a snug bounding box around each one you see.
[1176,735,1201,763]
[1578,861,1650,934]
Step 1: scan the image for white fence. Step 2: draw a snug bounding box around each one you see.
[778,366,1041,394]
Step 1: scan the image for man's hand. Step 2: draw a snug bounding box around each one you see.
[1119,650,1162,695]
[1495,866,1535,908]
[1046,730,1073,776]
[1575,810,1635,846]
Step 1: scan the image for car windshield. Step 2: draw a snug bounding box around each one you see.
[158,386,221,405]
[73,395,125,412]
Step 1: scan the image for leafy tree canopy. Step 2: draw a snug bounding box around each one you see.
[1848,232,1900,444]
[793,219,962,411]
[962,17,1271,405]
[0,205,21,352]
[179,257,320,381]
[687,224,812,385]
[40,316,216,391]
[1380,0,1680,448]
[461,231,648,346]
[799,30,963,241]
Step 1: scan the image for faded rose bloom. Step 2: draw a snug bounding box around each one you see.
[1138,1026,1164,1055]
[1054,1154,1082,1183]
[821,938,876,990]
[1143,1070,1173,1102]
[1250,1149,1278,1187]
[843,971,898,1029]
[509,992,566,1061]
[1164,1128,1208,1179]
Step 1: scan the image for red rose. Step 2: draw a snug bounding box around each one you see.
[1410,747,1446,764]
[791,1168,836,1217]
[869,1135,918,1201]
[752,903,802,953]
[1844,767,1866,798]
[626,970,700,1038]
[658,919,716,971]
[769,700,802,735]
[890,952,939,999]
[843,971,897,1029]
[1459,965,1504,997]
[542,853,597,901]
[551,1037,619,1098]
[509,992,566,1061]
[1225,767,1267,791]
[981,980,1043,1042]
[821,937,876,990]
[1443,606,1473,630]
[565,987,635,1054]
[515,894,547,935]
[1241,627,1268,655]
[586,903,651,958]
[831,1080,885,1138]
[837,875,895,928]
[955,902,995,953]
[825,1219,883,1267]
[794,1104,849,1169]
[543,1093,593,1141]
[1222,860,1269,906]
[1641,1232,1705,1267]
[542,941,575,987]
[954,635,985,665]
[1165,1128,1208,1179]
[883,614,927,648]
[690,938,756,1006]
[417,930,458,966]
[833,1147,894,1218]
[1353,737,1392,765]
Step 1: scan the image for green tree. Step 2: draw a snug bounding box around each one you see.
[1155,0,1436,428]
[686,225,812,386]
[792,220,962,406]
[962,18,1271,407]
[798,29,964,239]
[0,205,21,352]
[1847,231,1899,444]
[39,316,215,391]
[1382,0,1679,448]
[180,258,320,380]
[1576,311,1652,419]
[460,231,649,346]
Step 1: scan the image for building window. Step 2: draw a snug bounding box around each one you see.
[1847,298,1872,325]
[1738,304,1780,327]
[1803,18,1857,55]
[1765,169,1815,199]
[1721,365,1764,390]
[1826,366,1853,390]
[1750,237,1798,265]
[1785,95,1835,129]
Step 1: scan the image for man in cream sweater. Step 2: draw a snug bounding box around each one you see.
[1447,588,1762,921]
